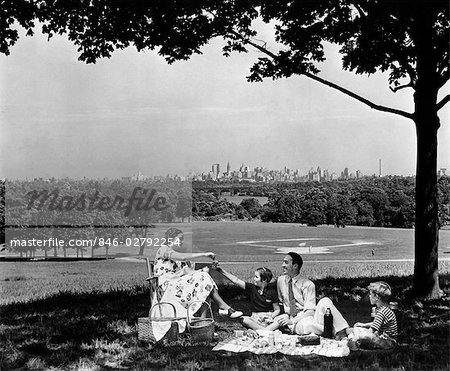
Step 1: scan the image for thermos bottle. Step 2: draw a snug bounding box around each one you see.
[323,308,333,338]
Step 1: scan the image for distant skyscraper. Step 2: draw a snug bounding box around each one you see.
[226,162,231,174]
[343,167,349,179]
[379,159,382,177]
[132,170,145,181]
[239,163,250,173]
[212,163,220,177]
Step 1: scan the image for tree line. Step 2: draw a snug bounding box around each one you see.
[193,176,450,228]
[0,179,192,257]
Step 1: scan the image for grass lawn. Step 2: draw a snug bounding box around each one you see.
[1,274,449,370]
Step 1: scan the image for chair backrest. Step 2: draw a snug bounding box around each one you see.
[145,258,159,307]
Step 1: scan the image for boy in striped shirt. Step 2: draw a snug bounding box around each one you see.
[348,281,398,350]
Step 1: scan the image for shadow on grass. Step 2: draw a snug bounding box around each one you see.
[0,287,149,369]
[1,275,449,370]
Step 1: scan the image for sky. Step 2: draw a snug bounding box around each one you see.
[0,23,448,180]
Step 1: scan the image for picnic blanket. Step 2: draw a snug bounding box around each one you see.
[212,331,350,357]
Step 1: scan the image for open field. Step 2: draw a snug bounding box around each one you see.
[69,221,450,261]
[4,221,450,263]
[192,221,450,262]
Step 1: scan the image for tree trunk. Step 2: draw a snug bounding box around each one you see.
[412,4,441,299]
[414,119,441,298]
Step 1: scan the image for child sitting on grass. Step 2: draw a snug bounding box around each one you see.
[215,264,280,330]
[348,281,398,350]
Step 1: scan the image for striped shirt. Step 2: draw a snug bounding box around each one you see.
[371,305,398,338]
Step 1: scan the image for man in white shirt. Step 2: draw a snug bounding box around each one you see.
[267,252,350,339]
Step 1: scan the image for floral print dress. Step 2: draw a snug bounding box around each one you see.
[153,245,217,317]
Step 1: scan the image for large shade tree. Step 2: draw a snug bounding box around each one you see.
[2,0,448,298]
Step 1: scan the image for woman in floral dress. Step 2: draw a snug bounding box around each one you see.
[153,227,242,319]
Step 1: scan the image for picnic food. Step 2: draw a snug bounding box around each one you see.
[234,336,251,345]
[298,334,321,346]
[245,329,259,339]
[252,338,270,348]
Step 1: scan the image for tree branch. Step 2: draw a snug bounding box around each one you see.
[389,81,414,92]
[437,54,449,75]
[437,94,450,111]
[404,62,417,86]
[438,67,449,89]
[354,4,367,18]
[302,71,414,119]
[235,31,414,121]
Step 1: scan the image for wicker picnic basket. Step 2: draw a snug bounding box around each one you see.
[187,301,215,342]
[138,302,183,343]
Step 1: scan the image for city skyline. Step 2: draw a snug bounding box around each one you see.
[202,159,385,179]
[3,157,448,182]
[6,161,448,183]
[198,161,363,183]
[1,27,449,180]
[194,160,446,183]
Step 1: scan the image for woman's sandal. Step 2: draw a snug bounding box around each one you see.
[218,307,243,319]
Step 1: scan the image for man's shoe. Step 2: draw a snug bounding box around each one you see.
[218,308,243,319]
